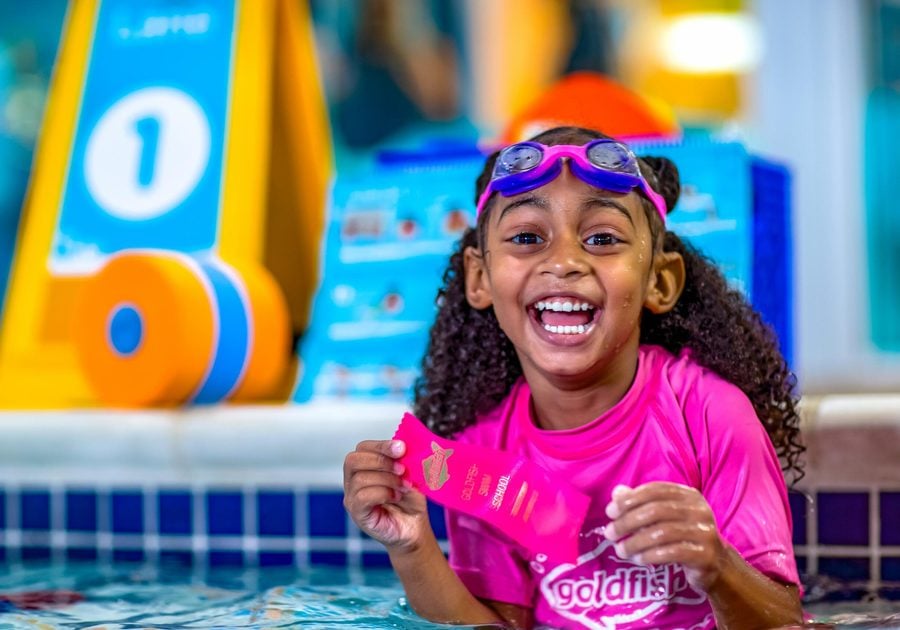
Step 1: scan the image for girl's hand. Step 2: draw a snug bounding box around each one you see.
[343,440,430,551]
[603,482,726,592]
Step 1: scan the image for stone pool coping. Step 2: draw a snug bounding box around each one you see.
[0,394,897,488]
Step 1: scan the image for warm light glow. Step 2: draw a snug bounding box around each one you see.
[660,13,762,74]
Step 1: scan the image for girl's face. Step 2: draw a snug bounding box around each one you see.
[465,166,671,388]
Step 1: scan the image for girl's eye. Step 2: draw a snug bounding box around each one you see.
[510,232,544,245]
[585,233,621,246]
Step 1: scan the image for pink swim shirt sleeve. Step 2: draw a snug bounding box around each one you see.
[689,378,801,587]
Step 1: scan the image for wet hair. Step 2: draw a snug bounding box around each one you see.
[413,126,804,484]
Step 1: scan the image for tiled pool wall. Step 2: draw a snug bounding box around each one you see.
[0,396,898,597]
[789,395,900,600]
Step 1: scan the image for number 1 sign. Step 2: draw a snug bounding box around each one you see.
[51,2,232,271]
[0,0,331,408]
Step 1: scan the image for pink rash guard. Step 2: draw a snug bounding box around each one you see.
[445,344,800,630]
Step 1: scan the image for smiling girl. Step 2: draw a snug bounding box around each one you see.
[343,126,804,629]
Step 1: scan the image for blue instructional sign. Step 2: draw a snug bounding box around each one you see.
[51,0,237,274]
[294,152,481,403]
[634,137,753,295]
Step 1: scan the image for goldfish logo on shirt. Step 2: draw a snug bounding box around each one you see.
[422,441,453,490]
[537,535,710,630]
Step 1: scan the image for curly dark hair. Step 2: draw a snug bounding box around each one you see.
[413,126,804,484]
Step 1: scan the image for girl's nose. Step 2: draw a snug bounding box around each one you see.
[541,233,590,278]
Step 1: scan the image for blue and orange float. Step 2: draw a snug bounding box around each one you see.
[74,250,289,407]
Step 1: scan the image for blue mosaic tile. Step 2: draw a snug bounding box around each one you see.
[259,551,295,567]
[880,492,900,546]
[309,551,347,566]
[882,557,900,581]
[427,501,447,540]
[65,491,97,532]
[821,587,869,603]
[111,491,143,534]
[362,552,392,569]
[880,587,900,601]
[308,492,346,537]
[159,550,193,569]
[788,491,808,545]
[113,549,145,563]
[817,556,870,603]
[67,548,98,562]
[0,547,5,563]
[21,491,50,530]
[158,491,192,535]
[817,492,869,546]
[209,550,244,568]
[818,556,870,581]
[21,546,51,561]
[206,492,243,536]
[0,490,5,529]
[257,491,295,537]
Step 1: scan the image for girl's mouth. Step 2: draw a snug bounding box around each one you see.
[530,298,599,335]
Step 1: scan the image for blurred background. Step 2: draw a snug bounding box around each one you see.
[0,3,899,619]
[0,0,68,317]
[0,0,898,404]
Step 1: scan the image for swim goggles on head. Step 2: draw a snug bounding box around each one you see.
[475,140,667,222]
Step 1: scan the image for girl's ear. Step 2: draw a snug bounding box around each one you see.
[645,250,685,314]
[464,246,493,309]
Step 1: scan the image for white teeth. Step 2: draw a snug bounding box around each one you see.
[535,300,595,335]
[543,323,590,335]
[535,300,594,312]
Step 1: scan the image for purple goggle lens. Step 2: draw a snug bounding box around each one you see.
[476,140,667,222]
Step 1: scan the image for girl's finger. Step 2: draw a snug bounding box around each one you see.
[343,450,407,478]
[606,500,709,540]
[347,470,409,494]
[355,439,406,458]
[348,485,406,514]
[606,482,698,518]
[620,540,709,568]
[390,486,428,515]
[613,522,713,558]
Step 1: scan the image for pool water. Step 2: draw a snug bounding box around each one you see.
[0,564,465,629]
[0,564,897,629]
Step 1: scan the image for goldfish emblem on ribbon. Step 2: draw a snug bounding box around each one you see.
[423,441,453,490]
